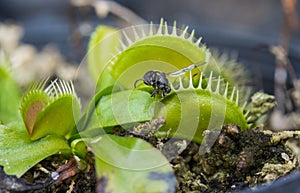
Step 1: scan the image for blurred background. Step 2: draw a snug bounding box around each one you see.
[0,0,299,93]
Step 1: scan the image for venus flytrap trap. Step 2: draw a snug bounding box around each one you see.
[85,19,253,142]
[154,72,249,143]
[20,79,81,140]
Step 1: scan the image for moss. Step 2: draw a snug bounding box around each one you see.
[170,125,299,192]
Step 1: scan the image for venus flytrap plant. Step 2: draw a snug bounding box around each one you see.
[0,18,277,192]
[0,78,81,178]
[78,20,276,192]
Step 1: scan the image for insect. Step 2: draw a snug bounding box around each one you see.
[134,62,206,97]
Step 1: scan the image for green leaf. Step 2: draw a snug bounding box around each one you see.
[78,89,155,135]
[88,26,121,82]
[96,90,155,127]
[89,134,176,193]
[0,123,71,177]
[74,85,114,133]
[0,59,21,123]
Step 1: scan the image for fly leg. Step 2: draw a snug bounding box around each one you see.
[151,88,159,97]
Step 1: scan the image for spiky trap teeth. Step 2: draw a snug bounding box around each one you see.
[100,19,210,91]
[169,71,240,106]
[20,78,81,140]
[44,79,77,99]
[118,19,204,52]
[22,78,77,101]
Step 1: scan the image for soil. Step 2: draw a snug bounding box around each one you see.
[0,154,97,193]
[169,125,299,193]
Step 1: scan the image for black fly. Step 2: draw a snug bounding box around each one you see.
[134,71,171,97]
[134,62,206,97]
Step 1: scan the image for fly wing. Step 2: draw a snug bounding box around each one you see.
[167,62,207,77]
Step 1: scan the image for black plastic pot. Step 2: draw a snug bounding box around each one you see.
[239,170,300,193]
